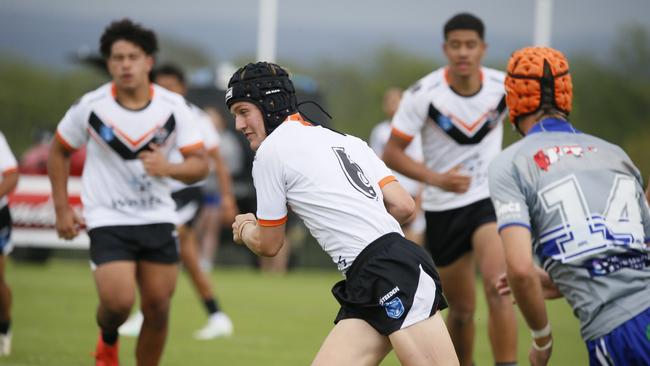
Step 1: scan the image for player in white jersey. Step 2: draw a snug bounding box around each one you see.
[227,62,458,366]
[0,132,18,356]
[118,64,236,340]
[47,19,208,366]
[383,13,518,366]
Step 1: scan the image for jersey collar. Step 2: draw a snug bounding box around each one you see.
[527,118,580,135]
[284,113,312,126]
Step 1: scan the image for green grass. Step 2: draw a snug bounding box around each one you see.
[3,259,586,365]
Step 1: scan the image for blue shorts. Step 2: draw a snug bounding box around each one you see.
[586,306,650,365]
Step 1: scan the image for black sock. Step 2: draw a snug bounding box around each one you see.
[496,363,518,366]
[203,298,220,315]
[0,320,10,334]
[101,330,118,345]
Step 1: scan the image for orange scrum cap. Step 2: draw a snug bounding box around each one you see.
[504,47,573,124]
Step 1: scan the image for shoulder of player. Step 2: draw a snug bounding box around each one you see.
[405,68,445,97]
[490,139,528,172]
[73,82,113,108]
[152,84,191,109]
[481,67,506,85]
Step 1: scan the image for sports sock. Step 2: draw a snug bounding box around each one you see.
[101,329,118,345]
[203,298,220,315]
[0,320,10,334]
[495,362,518,366]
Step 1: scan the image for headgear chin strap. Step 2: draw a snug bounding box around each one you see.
[225,62,299,135]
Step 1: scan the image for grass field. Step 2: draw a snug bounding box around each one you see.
[3,258,587,365]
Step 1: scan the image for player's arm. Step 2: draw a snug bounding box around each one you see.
[210,147,238,223]
[500,225,553,365]
[383,133,470,193]
[496,265,563,300]
[48,137,85,240]
[381,179,415,225]
[0,169,18,199]
[232,213,285,257]
[139,143,209,184]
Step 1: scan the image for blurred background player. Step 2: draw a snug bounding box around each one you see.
[196,106,244,271]
[0,131,18,356]
[228,62,458,366]
[369,87,425,244]
[490,46,650,366]
[383,13,518,366]
[119,63,236,340]
[48,19,208,366]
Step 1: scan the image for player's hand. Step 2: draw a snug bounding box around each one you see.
[495,273,512,296]
[529,336,552,366]
[431,165,471,193]
[55,205,85,240]
[232,213,256,244]
[139,143,170,177]
[220,194,239,225]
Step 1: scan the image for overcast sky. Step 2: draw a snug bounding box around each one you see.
[1,0,648,70]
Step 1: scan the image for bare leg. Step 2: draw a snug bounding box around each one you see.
[473,223,518,363]
[312,319,392,366]
[196,205,221,270]
[437,253,476,366]
[93,261,137,334]
[136,261,178,366]
[389,312,459,366]
[0,257,11,325]
[179,225,215,300]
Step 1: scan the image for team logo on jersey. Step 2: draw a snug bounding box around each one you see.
[152,127,170,145]
[331,147,377,199]
[99,125,115,142]
[533,145,598,171]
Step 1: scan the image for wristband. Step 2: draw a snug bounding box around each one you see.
[532,338,552,351]
[238,220,255,241]
[531,323,551,339]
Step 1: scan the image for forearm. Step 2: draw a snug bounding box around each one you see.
[240,220,263,255]
[0,172,18,199]
[167,155,209,184]
[47,147,72,211]
[509,271,550,330]
[384,145,433,185]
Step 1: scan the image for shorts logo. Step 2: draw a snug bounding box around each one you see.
[225,87,233,102]
[646,323,650,342]
[383,298,405,319]
[379,286,404,319]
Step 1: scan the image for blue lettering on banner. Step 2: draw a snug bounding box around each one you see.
[383,297,405,319]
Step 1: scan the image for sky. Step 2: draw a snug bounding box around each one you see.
[1,0,649,72]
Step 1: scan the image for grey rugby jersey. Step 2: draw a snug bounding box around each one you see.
[488,118,650,340]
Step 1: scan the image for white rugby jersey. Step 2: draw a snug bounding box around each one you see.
[0,132,17,208]
[167,102,220,193]
[391,67,507,211]
[253,114,403,273]
[55,83,203,229]
[369,120,423,197]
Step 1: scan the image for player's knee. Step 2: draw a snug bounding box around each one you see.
[448,306,474,326]
[141,301,170,329]
[101,296,134,317]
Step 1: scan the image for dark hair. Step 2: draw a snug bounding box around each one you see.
[152,63,186,85]
[443,13,485,40]
[100,18,158,58]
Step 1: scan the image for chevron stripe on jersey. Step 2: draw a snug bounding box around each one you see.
[88,112,176,160]
[428,95,506,145]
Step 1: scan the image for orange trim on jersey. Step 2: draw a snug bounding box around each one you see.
[257,216,288,227]
[179,141,205,155]
[110,123,160,148]
[55,131,77,152]
[378,175,397,188]
[390,127,414,143]
[448,110,489,134]
[444,67,484,85]
[285,113,312,126]
[2,167,17,177]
